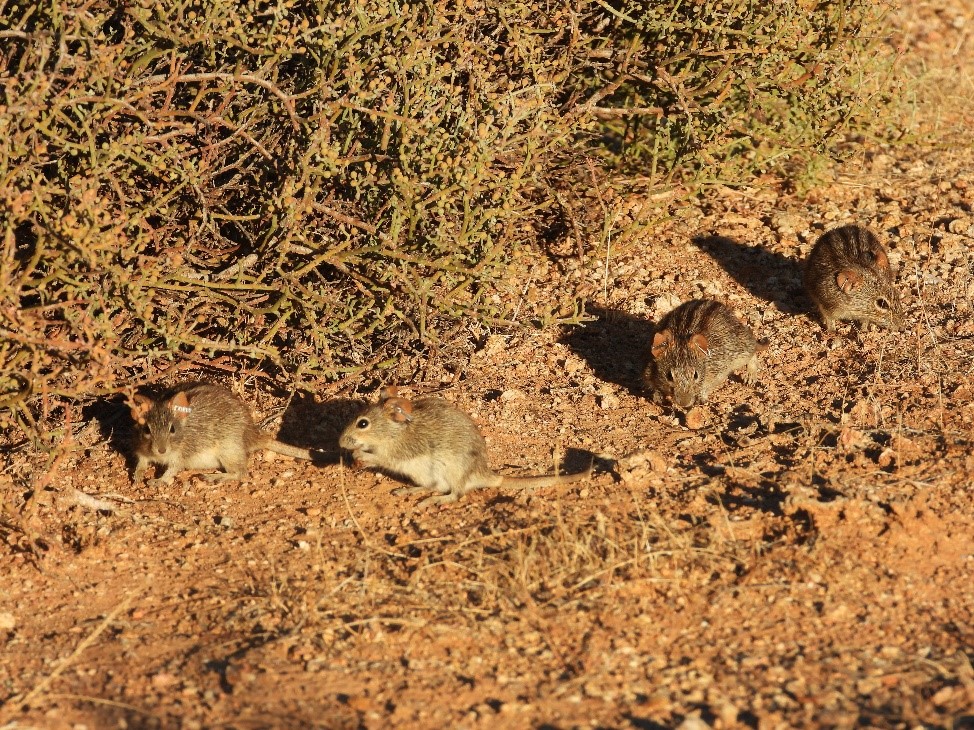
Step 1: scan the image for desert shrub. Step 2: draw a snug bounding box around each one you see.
[566,0,897,181]
[0,0,894,448]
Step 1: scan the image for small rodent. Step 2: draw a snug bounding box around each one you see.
[803,224,904,331]
[643,299,763,409]
[129,382,318,485]
[339,387,590,508]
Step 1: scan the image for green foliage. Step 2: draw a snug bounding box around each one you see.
[0,0,894,444]
[572,0,896,182]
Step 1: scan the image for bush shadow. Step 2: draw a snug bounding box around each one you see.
[560,304,656,396]
[692,234,806,313]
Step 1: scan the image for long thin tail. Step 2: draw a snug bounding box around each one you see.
[499,464,592,489]
[258,435,315,461]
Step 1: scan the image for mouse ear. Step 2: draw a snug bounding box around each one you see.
[169,390,193,419]
[378,385,399,402]
[383,397,413,423]
[871,247,890,271]
[129,394,153,425]
[836,269,862,294]
[689,332,710,355]
[651,329,674,358]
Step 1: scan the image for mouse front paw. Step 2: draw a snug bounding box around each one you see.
[742,357,759,386]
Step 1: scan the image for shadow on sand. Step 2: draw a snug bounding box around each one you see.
[559,304,656,396]
[692,234,806,314]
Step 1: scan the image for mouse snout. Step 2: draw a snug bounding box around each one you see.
[340,434,373,455]
[673,391,697,410]
[149,433,171,456]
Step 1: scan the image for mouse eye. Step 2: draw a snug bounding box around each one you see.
[356,418,370,430]
[876,298,890,310]
[169,424,176,434]
[692,370,701,382]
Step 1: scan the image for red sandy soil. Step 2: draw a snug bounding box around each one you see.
[2,2,973,729]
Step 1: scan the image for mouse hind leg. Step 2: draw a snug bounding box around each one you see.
[414,474,460,508]
[202,469,249,484]
[391,456,447,498]
[393,485,438,496]
[413,461,483,508]
[204,465,250,483]
[415,467,501,508]
[416,491,459,509]
[202,446,250,484]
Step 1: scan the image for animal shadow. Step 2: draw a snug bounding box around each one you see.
[693,234,806,313]
[272,392,366,466]
[495,446,602,478]
[560,304,656,395]
[82,395,140,472]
